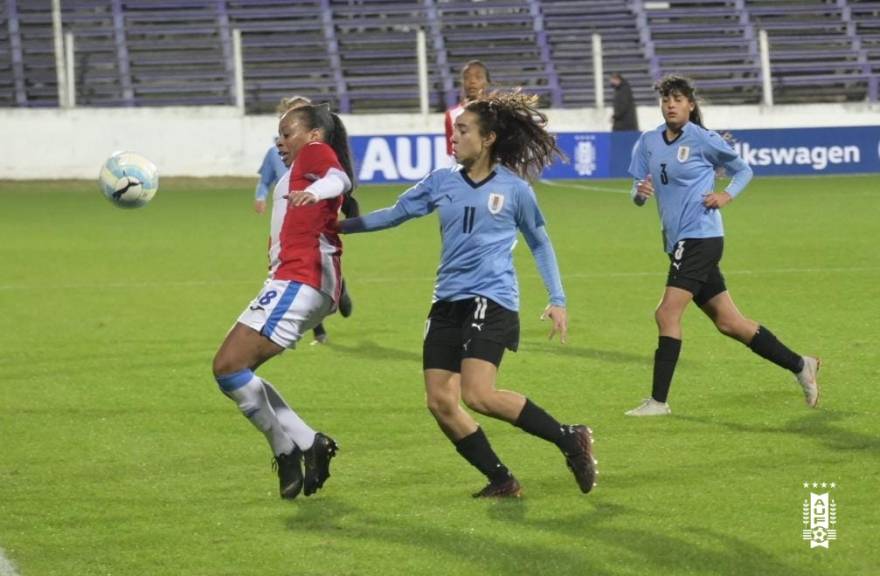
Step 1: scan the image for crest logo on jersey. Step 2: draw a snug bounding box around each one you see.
[677,146,690,162]
[488,193,505,214]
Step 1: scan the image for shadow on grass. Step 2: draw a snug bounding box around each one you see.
[675,409,880,455]
[321,339,422,364]
[524,342,651,365]
[283,497,804,575]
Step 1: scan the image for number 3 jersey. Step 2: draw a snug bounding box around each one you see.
[628,122,752,254]
[341,165,565,312]
[273,141,349,306]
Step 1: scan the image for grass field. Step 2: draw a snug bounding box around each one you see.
[1,175,878,576]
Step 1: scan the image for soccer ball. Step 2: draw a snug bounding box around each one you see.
[99,151,159,208]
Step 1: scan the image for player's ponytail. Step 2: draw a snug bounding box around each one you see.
[325,111,356,193]
[655,74,704,128]
[465,90,565,181]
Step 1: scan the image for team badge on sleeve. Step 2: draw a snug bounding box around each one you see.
[488,193,505,214]
[677,146,690,162]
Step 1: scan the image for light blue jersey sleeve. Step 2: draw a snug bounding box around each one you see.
[255,146,285,200]
[516,184,566,307]
[340,170,439,233]
[702,130,753,198]
[627,133,650,206]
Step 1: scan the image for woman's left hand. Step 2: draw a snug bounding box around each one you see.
[540,305,568,344]
[702,191,732,209]
[286,190,319,206]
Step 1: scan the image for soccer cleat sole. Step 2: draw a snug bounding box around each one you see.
[566,425,598,494]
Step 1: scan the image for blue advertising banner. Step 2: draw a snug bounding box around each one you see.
[350,126,880,183]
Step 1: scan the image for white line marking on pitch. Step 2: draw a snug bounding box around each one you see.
[0,266,877,292]
[540,179,629,194]
[0,548,20,576]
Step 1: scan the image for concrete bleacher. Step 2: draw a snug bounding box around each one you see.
[329,0,440,113]
[227,0,340,112]
[123,0,233,106]
[746,0,874,103]
[0,0,14,106]
[541,0,654,106]
[844,0,880,99]
[433,0,558,106]
[643,0,763,104]
[7,0,57,107]
[1,0,878,111]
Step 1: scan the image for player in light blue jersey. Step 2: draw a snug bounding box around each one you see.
[340,92,597,498]
[253,135,286,215]
[625,75,820,417]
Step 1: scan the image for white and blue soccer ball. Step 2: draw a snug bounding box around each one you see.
[99,151,159,208]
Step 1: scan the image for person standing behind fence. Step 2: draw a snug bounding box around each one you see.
[444,60,491,159]
[610,72,639,132]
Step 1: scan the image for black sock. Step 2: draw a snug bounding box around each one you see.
[454,427,511,484]
[652,336,682,403]
[514,398,573,449]
[748,325,804,373]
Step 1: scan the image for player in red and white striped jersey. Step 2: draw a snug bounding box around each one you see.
[212,104,356,500]
[261,96,356,344]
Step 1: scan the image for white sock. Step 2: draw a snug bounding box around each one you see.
[216,369,295,457]
[261,379,317,450]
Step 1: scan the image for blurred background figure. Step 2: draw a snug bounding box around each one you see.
[444,60,491,160]
[610,72,639,132]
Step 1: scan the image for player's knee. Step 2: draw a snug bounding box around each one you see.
[426,392,457,419]
[714,318,738,337]
[211,355,226,379]
[461,389,492,415]
[654,306,678,329]
[212,350,238,380]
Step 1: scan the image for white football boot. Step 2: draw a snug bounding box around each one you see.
[625,398,671,416]
[795,356,821,407]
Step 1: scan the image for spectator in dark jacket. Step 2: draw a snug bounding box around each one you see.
[611,73,639,131]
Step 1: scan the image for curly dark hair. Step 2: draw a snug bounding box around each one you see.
[464,91,565,181]
[655,74,704,128]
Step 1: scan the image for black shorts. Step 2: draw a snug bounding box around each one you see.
[423,296,520,372]
[666,237,727,306]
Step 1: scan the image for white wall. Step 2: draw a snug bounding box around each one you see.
[2,103,879,179]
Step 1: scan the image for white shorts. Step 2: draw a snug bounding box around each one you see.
[236,280,333,349]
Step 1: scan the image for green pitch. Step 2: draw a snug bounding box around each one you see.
[1,175,877,575]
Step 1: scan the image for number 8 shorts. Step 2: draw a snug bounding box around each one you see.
[237,279,333,349]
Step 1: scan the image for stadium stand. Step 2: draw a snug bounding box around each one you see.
[746,0,876,103]
[541,0,654,106]
[431,0,558,107]
[0,0,877,110]
[641,0,763,104]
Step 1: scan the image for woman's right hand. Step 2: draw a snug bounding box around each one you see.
[636,173,654,199]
